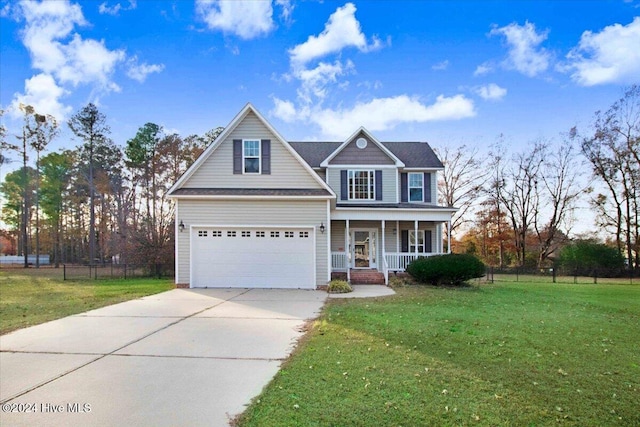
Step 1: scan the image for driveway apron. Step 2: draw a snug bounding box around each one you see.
[0,288,327,427]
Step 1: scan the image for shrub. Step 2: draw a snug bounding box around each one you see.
[558,241,625,277]
[327,280,353,294]
[406,253,485,286]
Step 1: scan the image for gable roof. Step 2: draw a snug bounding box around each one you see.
[290,141,444,169]
[168,103,335,197]
[320,127,404,167]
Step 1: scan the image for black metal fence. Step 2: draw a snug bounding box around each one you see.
[62,264,174,281]
[484,266,636,285]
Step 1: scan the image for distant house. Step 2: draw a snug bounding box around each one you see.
[168,104,456,288]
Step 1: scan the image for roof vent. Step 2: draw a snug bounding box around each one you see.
[356,137,367,149]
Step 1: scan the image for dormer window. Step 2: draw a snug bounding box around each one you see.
[348,170,375,200]
[243,140,260,174]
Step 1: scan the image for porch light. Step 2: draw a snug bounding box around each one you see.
[179,220,185,232]
[319,222,325,234]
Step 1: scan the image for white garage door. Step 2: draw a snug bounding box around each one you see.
[191,227,315,288]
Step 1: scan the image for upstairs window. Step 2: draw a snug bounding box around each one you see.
[348,170,375,200]
[409,173,423,202]
[243,140,260,174]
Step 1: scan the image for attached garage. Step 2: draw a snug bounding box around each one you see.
[190,226,316,289]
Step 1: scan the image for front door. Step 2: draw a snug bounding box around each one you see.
[351,230,377,269]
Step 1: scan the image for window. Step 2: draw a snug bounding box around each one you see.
[241,231,251,237]
[409,230,425,253]
[409,173,423,202]
[348,170,375,200]
[299,231,309,238]
[211,230,222,237]
[270,231,280,238]
[285,231,294,238]
[227,231,236,237]
[198,230,208,237]
[256,231,266,238]
[243,140,260,174]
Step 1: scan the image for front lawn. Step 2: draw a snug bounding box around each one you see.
[236,283,640,426]
[0,268,174,335]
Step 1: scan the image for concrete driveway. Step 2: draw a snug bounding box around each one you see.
[0,288,327,427]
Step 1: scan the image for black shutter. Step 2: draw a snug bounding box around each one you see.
[401,230,409,252]
[340,170,348,200]
[425,230,433,252]
[261,139,271,174]
[375,170,383,201]
[424,172,431,203]
[400,173,408,202]
[233,139,242,174]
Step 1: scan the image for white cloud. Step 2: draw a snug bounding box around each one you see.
[432,60,449,71]
[564,17,640,86]
[271,97,298,123]
[473,83,507,101]
[294,60,354,103]
[126,57,165,82]
[195,0,274,39]
[276,95,476,139]
[490,21,551,77]
[474,62,493,76]
[10,73,72,120]
[275,0,294,24]
[98,1,136,16]
[288,2,383,67]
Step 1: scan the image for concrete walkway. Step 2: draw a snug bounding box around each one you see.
[0,288,326,427]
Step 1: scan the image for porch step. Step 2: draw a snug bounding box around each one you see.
[349,269,385,285]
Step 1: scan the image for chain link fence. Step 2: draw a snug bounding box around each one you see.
[62,264,174,280]
[484,266,636,285]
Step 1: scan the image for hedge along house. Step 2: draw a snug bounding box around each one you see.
[168,104,456,288]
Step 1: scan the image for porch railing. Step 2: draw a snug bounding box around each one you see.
[385,252,438,272]
[331,252,347,271]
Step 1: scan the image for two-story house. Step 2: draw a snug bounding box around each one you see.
[168,104,456,289]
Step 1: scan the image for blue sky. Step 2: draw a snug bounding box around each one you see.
[1,0,639,170]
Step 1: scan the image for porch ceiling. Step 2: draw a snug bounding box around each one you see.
[331,205,455,221]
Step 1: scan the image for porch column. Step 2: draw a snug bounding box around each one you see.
[414,220,419,257]
[447,220,451,253]
[396,220,400,252]
[381,220,386,271]
[346,219,350,283]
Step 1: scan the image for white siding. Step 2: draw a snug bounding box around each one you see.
[183,111,322,189]
[177,199,328,287]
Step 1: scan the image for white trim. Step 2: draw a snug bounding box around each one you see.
[324,164,398,169]
[242,139,261,175]
[168,103,335,198]
[402,167,445,171]
[408,172,424,203]
[348,169,375,201]
[331,208,456,222]
[320,127,405,167]
[326,200,331,283]
[175,202,180,285]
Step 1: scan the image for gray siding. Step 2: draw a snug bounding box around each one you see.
[176,199,328,287]
[330,134,396,165]
[184,111,322,189]
[327,168,397,203]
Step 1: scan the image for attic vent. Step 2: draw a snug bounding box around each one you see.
[356,137,367,149]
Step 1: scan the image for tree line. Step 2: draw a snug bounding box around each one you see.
[441,85,639,272]
[0,103,222,268]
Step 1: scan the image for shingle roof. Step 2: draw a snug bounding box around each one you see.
[170,188,332,197]
[289,141,443,168]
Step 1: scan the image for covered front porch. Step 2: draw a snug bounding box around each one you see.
[329,214,453,285]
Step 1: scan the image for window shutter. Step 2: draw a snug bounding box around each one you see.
[261,139,271,175]
[375,170,383,201]
[401,230,409,252]
[400,173,408,203]
[425,230,433,252]
[424,172,431,203]
[233,139,242,174]
[340,170,348,200]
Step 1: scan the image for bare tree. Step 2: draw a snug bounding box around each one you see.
[435,144,488,240]
[534,132,584,267]
[581,85,640,269]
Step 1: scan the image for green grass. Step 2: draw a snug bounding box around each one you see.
[0,268,174,335]
[236,283,640,427]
